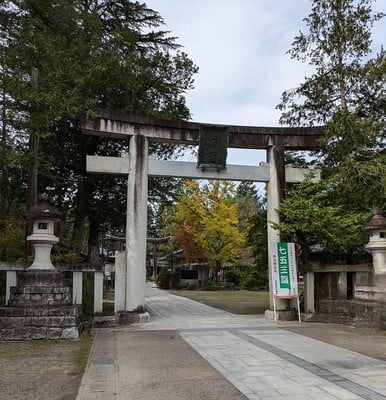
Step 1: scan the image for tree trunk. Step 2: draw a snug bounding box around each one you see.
[71,179,87,256]
[25,132,39,257]
[25,68,39,257]
[71,135,99,259]
[88,215,100,262]
[214,260,221,284]
[1,81,6,143]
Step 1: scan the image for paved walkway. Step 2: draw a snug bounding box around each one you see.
[77,285,386,400]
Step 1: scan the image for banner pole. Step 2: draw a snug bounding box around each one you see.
[273,296,277,323]
[296,295,301,322]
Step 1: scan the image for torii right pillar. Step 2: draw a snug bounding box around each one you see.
[266,144,295,320]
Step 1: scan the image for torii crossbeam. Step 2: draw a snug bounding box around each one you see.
[81,111,322,317]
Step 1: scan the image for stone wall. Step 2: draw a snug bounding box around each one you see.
[0,305,82,340]
[307,264,386,329]
[315,272,348,301]
[312,299,386,330]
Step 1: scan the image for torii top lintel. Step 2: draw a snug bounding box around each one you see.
[81,110,323,150]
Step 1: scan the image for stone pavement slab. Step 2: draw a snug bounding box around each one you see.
[77,285,386,400]
[76,329,247,400]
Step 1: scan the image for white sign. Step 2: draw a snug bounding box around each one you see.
[270,242,298,298]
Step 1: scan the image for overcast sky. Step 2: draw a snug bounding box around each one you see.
[144,0,385,165]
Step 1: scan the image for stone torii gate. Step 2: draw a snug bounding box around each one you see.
[82,110,322,319]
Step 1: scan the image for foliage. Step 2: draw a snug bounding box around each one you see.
[200,281,222,291]
[51,246,86,263]
[276,0,385,262]
[176,282,197,290]
[277,0,385,126]
[225,269,241,286]
[235,181,260,232]
[172,180,246,280]
[102,301,114,316]
[276,177,371,264]
[155,267,172,290]
[243,192,269,283]
[227,265,268,290]
[242,266,268,290]
[71,335,94,375]
[322,111,386,212]
[0,215,25,261]
[0,1,198,260]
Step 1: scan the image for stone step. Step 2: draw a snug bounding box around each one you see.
[93,315,117,328]
[304,313,353,325]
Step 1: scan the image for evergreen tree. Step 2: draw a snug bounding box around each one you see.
[235,181,259,233]
[276,0,385,263]
[277,0,384,126]
[0,0,198,259]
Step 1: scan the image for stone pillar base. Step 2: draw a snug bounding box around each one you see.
[9,270,71,307]
[0,305,82,341]
[116,311,150,325]
[265,309,296,321]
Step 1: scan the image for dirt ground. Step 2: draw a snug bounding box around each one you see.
[0,337,92,400]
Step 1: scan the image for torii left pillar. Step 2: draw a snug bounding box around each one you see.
[125,132,148,315]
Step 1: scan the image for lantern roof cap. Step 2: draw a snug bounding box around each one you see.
[362,208,386,231]
[26,194,62,221]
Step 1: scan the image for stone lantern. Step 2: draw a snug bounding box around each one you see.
[0,194,82,340]
[363,208,386,275]
[26,193,61,270]
[8,194,71,307]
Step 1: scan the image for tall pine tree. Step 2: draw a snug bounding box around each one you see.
[0,0,198,259]
[276,0,385,263]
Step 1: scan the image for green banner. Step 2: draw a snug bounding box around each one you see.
[277,242,291,290]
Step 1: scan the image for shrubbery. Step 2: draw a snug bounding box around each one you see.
[0,218,24,261]
[155,267,172,289]
[156,266,268,291]
[176,282,197,290]
[226,266,267,290]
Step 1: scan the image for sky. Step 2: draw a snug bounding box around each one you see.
[144,0,386,165]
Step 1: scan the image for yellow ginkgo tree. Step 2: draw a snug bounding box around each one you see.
[172,179,245,283]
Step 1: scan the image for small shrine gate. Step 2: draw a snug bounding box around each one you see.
[81,111,322,318]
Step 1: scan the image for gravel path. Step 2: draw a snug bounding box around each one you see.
[0,339,89,400]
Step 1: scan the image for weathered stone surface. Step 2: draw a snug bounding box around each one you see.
[31,326,48,339]
[311,299,386,329]
[62,316,77,327]
[0,305,82,341]
[12,286,70,294]
[117,311,150,325]
[61,327,79,339]
[25,316,46,327]
[3,327,31,341]
[47,328,63,340]
[8,290,72,306]
[265,309,296,321]
[18,270,65,286]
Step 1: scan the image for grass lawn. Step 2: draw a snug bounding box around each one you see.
[168,289,270,314]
